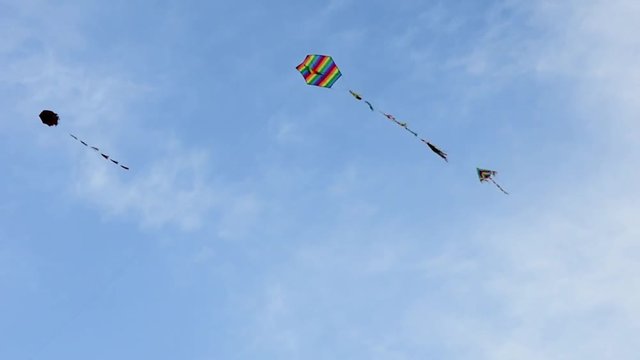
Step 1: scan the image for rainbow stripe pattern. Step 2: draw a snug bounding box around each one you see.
[296,54,342,88]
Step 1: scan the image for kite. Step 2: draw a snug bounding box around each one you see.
[297,54,448,163]
[39,110,59,126]
[296,55,342,88]
[477,168,508,195]
[37,110,130,170]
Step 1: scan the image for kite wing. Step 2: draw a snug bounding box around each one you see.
[296,55,342,88]
[39,110,59,126]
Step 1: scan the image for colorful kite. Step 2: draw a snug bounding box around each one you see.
[38,110,130,170]
[477,168,508,195]
[296,54,448,162]
[296,55,342,88]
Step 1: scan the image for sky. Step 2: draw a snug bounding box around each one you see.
[1,0,640,359]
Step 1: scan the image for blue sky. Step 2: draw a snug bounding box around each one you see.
[2,0,640,359]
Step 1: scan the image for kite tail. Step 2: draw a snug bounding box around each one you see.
[490,178,509,195]
[344,88,449,163]
[403,127,419,137]
[69,133,130,170]
[424,141,448,162]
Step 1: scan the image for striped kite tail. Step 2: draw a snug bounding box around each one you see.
[490,178,509,195]
[69,133,130,170]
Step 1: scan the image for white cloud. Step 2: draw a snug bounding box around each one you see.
[426,190,640,360]
[74,141,220,231]
[530,0,640,139]
[253,283,301,357]
[216,193,263,239]
[404,1,640,358]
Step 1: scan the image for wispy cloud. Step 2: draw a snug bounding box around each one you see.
[408,1,640,358]
[74,141,220,231]
[530,0,640,138]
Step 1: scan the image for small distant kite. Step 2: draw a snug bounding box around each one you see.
[39,110,59,126]
[296,54,448,162]
[477,168,508,195]
[38,110,130,170]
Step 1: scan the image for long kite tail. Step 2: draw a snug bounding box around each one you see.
[69,133,130,170]
[346,89,448,162]
[490,178,509,195]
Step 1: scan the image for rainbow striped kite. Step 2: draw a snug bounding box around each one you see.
[296,54,342,88]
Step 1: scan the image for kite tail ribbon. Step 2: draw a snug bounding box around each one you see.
[349,90,363,100]
[364,101,374,111]
[69,133,130,170]
[424,141,448,162]
[346,89,448,163]
[490,178,509,195]
[403,127,419,137]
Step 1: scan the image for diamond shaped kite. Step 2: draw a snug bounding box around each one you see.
[477,168,508,194]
